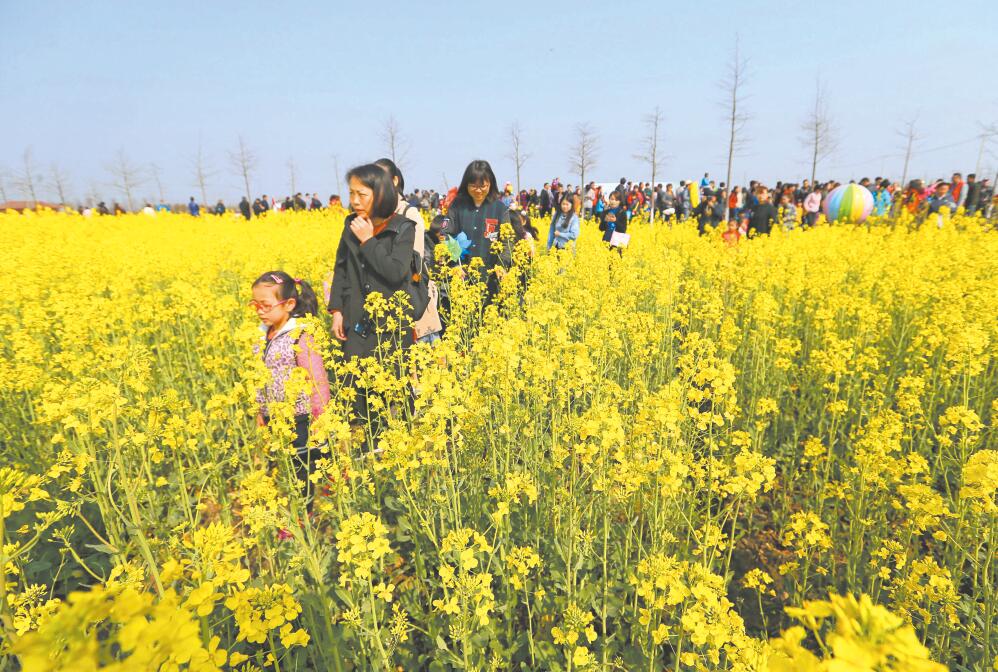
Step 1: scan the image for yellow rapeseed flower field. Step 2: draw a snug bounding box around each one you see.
[0,207,995,671]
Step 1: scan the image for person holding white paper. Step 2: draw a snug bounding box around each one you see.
[599,195,627,246]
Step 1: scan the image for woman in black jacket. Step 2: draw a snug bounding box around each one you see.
[328,163,417,359]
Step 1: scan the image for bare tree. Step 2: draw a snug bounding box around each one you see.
[106,148,145,211]
[87,183,101,209]
[507,122,531,193]
[381,116,409,169]
[634,107,665,221]
[897,116,920,191]
[569,123,599,196]
[719,35,749,219]
[332,154,342,197]
[800,76,837,184]
[287,157,298,196]
[191,142,218,206]
[50,164,71,205]
[228,135,257,202]
[974,122,997,177]
[14,148,43,207]
[148,162,166,202]
[0,168,8,204]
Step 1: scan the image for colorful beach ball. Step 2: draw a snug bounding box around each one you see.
[823,183,874,223]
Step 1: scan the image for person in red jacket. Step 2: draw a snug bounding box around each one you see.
[721,217,742,246]
[903,180,926,214]
[951,172,964,208]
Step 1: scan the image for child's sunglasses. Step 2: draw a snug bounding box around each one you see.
[247,299,289,312]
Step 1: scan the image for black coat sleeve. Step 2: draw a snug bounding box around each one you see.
[359,221,416,287]
[422,232,437,270]
[328,223,352,313]
[444,207,462,236]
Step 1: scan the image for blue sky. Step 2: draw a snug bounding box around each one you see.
[1,0,996,204]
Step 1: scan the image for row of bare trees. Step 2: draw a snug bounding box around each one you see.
[0,135,271,210]
[555,35,990,223]
[723,36,836,189]
[1,131,374,211]
[499,34,835,218]
[506,120,599,198]
[718,36,998,199]
[4,99,994,210]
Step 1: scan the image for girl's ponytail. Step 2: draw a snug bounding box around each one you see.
[252,270,318,318]
[290,279,318,318]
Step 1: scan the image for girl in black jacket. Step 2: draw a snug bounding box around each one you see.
[445,160,524,275]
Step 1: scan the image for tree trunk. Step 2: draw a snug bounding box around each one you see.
[810,130,819,185]
[725,85,736,220]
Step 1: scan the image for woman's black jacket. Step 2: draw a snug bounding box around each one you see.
[328,212,417,359]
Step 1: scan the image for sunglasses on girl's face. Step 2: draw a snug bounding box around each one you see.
[247,299,289,312]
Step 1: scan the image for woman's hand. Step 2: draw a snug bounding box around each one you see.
[331,311,347,341]
[256,413,266,428]
[350,216,375,244]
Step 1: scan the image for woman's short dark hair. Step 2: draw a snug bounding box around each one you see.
[456,160,500,204]
[346,163,397,220]
[374,157,405,195]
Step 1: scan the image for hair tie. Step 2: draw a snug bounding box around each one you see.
[270,273,283,284]
[293,277,302,284]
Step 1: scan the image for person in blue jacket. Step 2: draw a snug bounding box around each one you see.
[547,195,580,250]
[873,180,892,216]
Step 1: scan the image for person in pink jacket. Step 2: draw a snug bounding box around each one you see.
[251,270,331,500]
[803,188,822,227]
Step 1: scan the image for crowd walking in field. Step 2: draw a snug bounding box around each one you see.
[243,156,997,503]
[10,155,992,230]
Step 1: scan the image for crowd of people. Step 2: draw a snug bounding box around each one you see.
[251,158,609,497]
[255,159,518,493]
[247,156,995,502]
[81,166,996,239]
[488,171,995,234]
